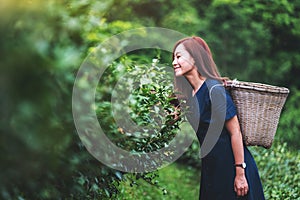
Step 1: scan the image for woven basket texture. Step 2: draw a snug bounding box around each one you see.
[226,80,289,149]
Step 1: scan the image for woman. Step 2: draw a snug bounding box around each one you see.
[172,36,265,200]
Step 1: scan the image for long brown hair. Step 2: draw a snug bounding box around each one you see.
[172,36,227,99]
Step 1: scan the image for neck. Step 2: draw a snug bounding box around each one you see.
[184,69,206,96]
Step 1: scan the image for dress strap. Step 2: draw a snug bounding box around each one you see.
[208,83,224,100]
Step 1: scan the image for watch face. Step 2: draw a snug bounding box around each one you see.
[242,163,246,168]
[235,163,247,168]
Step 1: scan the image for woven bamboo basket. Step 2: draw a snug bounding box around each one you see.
[226,80,289,149]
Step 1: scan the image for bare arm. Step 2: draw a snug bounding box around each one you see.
[225,115,249,197]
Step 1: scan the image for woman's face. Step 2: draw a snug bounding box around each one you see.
[172,43,196,77]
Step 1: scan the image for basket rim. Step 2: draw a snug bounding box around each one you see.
[226,80,290,94]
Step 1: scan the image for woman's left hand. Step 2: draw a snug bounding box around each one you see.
[234,171,249,197]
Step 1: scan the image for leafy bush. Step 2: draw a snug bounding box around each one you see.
[277,87,300,149]
[94,55,186,168]
[0,1,145,199]
[250,142,300,199]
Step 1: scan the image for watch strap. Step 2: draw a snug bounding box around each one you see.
[234,162,246,169]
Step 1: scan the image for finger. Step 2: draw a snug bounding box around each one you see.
[237,189,242,196]
[240,187,247,196]
[244,185,248,195]
[240,187,248,196]
[234,183,238,192]
[240,189,244,196]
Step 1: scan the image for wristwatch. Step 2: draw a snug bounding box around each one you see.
[234,162,246,169]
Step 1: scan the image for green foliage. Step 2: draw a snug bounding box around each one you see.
[177,140,201,169]
[277,87,300,148]
[1,0,300,199]
[94,55,185,171]
[250,142,300,199]
[117,162,200,200]
[0,0,141,199]
[160,0,201,35]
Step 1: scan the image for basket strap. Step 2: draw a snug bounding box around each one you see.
[226,78,239,88]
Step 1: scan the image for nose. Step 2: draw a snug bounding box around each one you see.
[172,58,178,67]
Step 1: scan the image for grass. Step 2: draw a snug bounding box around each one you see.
[116,162,200,200]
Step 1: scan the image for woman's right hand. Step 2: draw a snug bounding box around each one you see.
[234,170,249,197]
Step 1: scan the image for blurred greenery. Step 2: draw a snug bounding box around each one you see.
[0,0,299,199]
[117,162,200,200]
